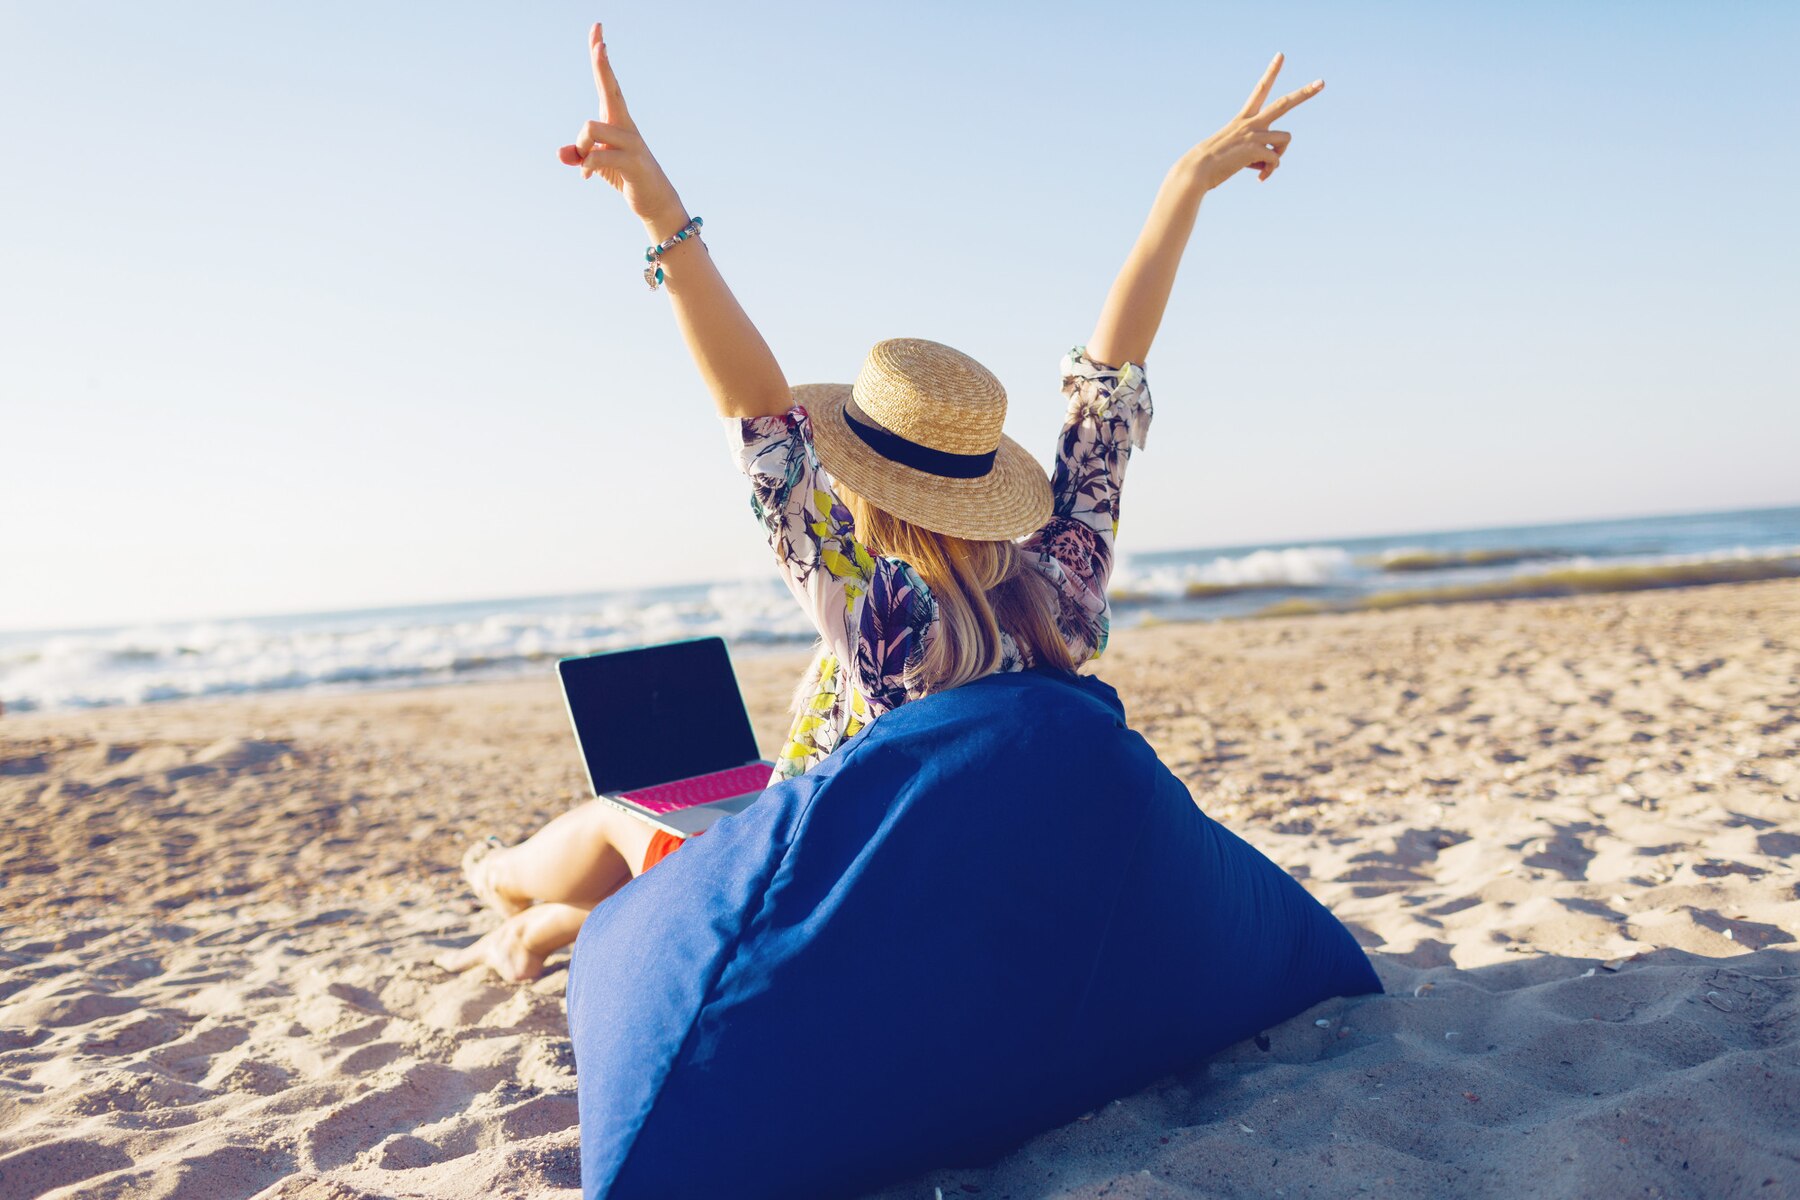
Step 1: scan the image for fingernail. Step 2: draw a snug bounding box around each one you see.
[1312,80,1325,89]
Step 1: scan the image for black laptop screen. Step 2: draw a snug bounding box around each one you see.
[558,636,763,795]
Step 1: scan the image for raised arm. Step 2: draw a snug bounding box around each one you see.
[1017,348,1152,667]
[558,23,790,420]
[1085,53,1324,369]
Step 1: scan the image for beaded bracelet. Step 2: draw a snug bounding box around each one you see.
[644,215,704,290]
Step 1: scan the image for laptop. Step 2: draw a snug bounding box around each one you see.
[558,635,776,837]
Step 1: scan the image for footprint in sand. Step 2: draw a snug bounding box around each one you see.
[146,1018,253,1081]
[193,737,295,771]
[0,1140,134,1195]
[302,1061,470,1171]
[66,1067,217,1118]
[5,988,139,1029]
[77,1009,189,1057]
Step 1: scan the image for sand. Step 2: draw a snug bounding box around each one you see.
[2,580,1797,1198]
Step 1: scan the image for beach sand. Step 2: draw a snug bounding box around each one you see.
[3,581,1796,1198]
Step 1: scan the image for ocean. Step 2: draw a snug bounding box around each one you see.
[4,505,1797,715]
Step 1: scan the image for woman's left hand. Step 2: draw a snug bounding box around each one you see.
[556,22,683,224]
[1179,53,1324,193]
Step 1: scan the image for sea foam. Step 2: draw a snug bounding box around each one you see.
[7,508,1798,714]
[1110,546,1354,599]
[0,583,817,714]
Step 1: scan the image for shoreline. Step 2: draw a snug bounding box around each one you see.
[3,579,1796,1197]
[6,574,1797,727]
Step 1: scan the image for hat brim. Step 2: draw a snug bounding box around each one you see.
[799,383,1054,542]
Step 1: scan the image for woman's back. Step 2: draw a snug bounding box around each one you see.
[729,344,1154,783]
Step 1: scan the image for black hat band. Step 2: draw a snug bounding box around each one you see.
[843,394,997,479]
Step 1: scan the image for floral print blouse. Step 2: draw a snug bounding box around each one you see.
[728,345,1152,785]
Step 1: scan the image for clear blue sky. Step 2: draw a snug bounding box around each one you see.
[3,1,1795,632]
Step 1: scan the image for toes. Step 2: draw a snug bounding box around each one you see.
[434,942,481,974]
[435,935,493,978]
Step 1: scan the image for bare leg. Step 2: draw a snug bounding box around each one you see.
[435,902,593,983]
[471,799,659,912]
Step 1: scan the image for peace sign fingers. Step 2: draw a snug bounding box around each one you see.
[1238,51,1285,119]
[589,22,634,129]
[1259,77,1326,123]
[1180,54,1325,194]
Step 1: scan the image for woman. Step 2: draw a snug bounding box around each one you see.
[438,23,1323,982]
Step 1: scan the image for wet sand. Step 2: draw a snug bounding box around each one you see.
[3,581,1797,1198]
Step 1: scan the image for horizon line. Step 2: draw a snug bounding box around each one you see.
[4,497,1796,639]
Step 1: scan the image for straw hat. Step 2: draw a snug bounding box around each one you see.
[798,337,1052,541]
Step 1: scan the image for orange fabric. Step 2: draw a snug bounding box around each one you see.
[641,827,704,873]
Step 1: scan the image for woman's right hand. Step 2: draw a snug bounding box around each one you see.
[1177,53,1323,193]
[557,22,684,226]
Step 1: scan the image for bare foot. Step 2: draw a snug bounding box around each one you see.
[462,837,530,917]
[435,917,544,983]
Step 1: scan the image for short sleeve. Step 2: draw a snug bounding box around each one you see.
[1017,345,1153,666]
[729,405,938,712]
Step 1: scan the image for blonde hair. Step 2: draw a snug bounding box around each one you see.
[829,480,1077,701]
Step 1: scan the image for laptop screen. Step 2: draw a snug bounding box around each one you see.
[558,636,763,795]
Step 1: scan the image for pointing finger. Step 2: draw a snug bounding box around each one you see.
[1260,79,1324,121]
[590,24,631,125]
[588,22,604,103]
[1239,52,1284,118]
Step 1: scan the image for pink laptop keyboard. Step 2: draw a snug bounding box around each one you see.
[618,762,772,815]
